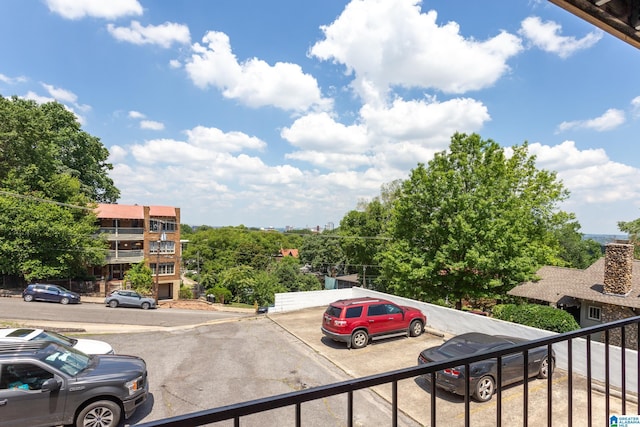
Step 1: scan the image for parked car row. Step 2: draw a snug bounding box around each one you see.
[21,283,156,310]
[321,297,554,402]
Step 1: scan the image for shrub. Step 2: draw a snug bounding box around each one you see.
[492,303,580,333]
[179,285,193,299]
[210,285,232,304]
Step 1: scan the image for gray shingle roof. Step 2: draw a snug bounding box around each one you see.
[508,257,640,309]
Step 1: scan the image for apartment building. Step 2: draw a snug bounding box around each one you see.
[92,204,181,300]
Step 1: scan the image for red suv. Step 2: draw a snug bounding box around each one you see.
[321,297,426,349]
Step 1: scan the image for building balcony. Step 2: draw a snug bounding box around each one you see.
[99,227,144,241]
[105,249,145,264]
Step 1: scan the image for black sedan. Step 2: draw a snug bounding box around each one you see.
[418,332,554,402]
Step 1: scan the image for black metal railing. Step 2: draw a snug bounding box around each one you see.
[135,316,640,427]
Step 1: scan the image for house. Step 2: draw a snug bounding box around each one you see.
[325,274,359,290]
[508,241,639,347]
[90,204,181,300]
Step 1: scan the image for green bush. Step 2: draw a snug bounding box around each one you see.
[179,285,193,299]
[492,303,580,333]
[210,285,232,304]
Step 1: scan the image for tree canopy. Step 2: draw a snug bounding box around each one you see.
[0,95,117,281]
[379,132,570,305]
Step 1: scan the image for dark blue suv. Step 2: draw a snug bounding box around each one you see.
[22,284,80,305]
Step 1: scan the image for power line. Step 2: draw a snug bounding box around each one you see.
[0,189,93,211]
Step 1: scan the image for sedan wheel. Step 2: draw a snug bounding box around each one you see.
[60,297,70,305]
[141,302,150,310]
[108,300,118,308]
[537,356,552,379]
[23,294,34,302]
[351,330,369,349]
[409,320,423,337]
[474,376,495,402]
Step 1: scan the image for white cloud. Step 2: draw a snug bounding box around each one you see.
[0,73,27,84]
[107,21,191,48]
[128,110,145,119]
[45,0,143,20]
[631,96,640,119]
[519,16,602,59]
[310,0,523,103]
[107,145,128,163]
[184,31,331,111]
[140,120,165,131]
[184,126,266,153]
[41,83,77,104]
[529,140,608,171]
[281,112,368,153]
[557,109,625,133]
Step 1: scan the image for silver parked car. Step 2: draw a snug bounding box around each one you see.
[105,290,156,310]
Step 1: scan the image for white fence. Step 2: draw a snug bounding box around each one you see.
[271,287,638,393]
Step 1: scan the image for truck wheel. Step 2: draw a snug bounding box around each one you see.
[76,400,121,427]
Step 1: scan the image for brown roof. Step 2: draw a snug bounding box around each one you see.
[95,204,177,219]
[279,249,299,258]
[508,257,640,309]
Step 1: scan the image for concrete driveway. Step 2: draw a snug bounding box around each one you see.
[269,306,627,427]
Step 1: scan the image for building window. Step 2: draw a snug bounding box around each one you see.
[588,306,601,321]
[151,263,175,275]
[150,218,177,233]
[150,241,175,254]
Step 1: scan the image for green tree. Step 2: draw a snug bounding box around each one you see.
[618,218,640,257]
[0,96,119,202]
[381,132,570,307]
[298,232,346,276]
[553,215,602,269]
[0,96,117,282]
[123,262,153,295]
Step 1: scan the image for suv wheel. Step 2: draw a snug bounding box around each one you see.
[23,294,34,302]
[76,400,121,427]
[351,330,369,349]
[409,320,423,337]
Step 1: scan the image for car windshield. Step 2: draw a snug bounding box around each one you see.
[53,285,71,293]
[35,330,77,346]
[39,343,91,376]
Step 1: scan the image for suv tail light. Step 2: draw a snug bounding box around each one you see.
[334,320,347,327]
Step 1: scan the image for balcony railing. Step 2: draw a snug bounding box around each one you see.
[135,315,640,427]
[99,227,144,241]
[105,249,144,263]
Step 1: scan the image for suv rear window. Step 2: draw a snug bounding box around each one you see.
[345,306,363,318]
[325,305,342,317]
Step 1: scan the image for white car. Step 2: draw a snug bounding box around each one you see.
[0,328,115,354]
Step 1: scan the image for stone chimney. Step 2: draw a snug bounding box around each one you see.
[603,242,634,296]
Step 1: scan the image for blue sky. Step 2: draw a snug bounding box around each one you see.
[1,0,639,234]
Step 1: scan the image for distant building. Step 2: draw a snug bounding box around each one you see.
[90,204,181,300]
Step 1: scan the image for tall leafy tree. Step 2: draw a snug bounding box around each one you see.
[381,133,569,306]
[0,96,116,281]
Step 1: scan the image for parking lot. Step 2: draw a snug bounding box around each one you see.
[72,305,631,426]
